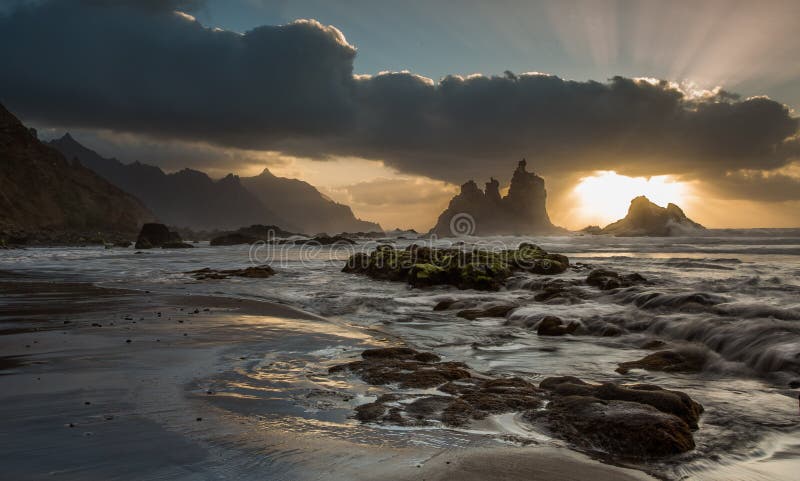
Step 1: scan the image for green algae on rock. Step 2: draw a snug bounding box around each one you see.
[342,242,569,290]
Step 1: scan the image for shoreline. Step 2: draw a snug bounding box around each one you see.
[0,273,657,481]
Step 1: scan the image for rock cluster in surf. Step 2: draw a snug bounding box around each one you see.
[342,243,569,290]
[329,347,703,458]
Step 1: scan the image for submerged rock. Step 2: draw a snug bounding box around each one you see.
[188,265,275,280]
[586,268,646,290]
[536,316,579,336]
[456,304,517,320]
[616,349,706,374]
[342,243,569,291]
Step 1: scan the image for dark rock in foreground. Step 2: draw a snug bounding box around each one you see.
[533,395,695,458]
[343,243,569,291]
[187,265,275,280]
[329,347,541,426]
[330,348,703,458]
[599,196,705,236]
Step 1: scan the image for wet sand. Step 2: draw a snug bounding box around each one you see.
[0,278,655,480]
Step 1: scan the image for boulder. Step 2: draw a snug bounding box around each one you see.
[531,395,695,458]
[536,316,578,336]
[188,265,275,280]
[616,349,706,375]
[586,268,646,290]
[456,304,517,320]
[135,223,182,249]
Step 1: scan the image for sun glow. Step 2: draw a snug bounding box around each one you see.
[572,171,689,227]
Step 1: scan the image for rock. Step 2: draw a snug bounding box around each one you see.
[586,268,646,290]
[539,377,703,429]
[536,316,578,336]
[580,225,602,235]
[188,265,275,280]
[334,348,543,427]
[456,304,516,320]
[329,347,470,389]
[135,223,183,249]
[616,350,706,375]
[343,243,569,291]
[210,225,298,246]
[428,159,565,236]
[295,234,356,245]
[600,196,705,236]
[113,240,132,248]
[531,395,696,458]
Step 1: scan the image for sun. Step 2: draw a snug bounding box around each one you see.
[572,171,689,227]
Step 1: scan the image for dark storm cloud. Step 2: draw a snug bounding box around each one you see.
[1,0,799,201]
[0,0,356,144]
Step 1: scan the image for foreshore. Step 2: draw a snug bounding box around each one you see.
[0,274,656,481]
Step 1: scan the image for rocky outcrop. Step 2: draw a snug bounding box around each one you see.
[330,348,703,458]
[429,159,562,236]
[134,223,190,249]
[241,167,383,234]
[599,196,705,236]
[187,265,275,280]
[0,104,153,244]
[342,243,569,291]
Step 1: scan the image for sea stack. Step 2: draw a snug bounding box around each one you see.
[429,159,560,236]
[600,196,705,236]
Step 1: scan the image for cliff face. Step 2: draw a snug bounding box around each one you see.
[0,104,152,240]
[600,196,705,236]
[429,159,560,236]
[241,168,382,235]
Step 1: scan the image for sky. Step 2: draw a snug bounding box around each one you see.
[1,0,799,230]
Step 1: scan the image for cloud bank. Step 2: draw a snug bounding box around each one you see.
[1,0,799,202]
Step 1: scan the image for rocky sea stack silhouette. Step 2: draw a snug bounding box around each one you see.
[430,159,562,236]
[600,196,705,236]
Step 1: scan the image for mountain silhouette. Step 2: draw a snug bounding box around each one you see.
[0,104,152,242]
[241,168,381,234]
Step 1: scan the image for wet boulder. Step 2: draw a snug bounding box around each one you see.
[188,265,275,280]
[536,316,579,336]
[586,268,646,290]
[531,395,695,458]
[539,377,703,429]
[616,349,706,375]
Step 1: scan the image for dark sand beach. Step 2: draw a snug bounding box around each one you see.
[0,277,656,481]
